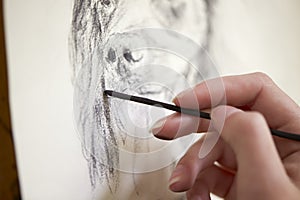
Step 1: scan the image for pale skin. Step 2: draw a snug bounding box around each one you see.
[151,72,300,200]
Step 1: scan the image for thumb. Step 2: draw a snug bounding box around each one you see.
[211,106,288,186]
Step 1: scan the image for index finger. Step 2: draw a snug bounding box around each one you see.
[173,72,300,129]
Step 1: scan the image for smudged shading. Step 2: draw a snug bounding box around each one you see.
[70,0,120,192]
[123,49,142,63]
[106,48,116,63]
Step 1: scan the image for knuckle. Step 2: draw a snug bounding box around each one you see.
[229,111,266,138]
[248,111,266,125]
[253,72,274,85]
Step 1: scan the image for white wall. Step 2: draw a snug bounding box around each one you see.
[211,0,300,104]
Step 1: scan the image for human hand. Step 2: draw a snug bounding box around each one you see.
[151,72,300,199]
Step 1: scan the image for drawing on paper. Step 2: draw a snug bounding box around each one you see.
[69,0,215,198]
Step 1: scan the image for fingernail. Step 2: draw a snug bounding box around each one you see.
[172,88,193,103]
[150,118,166,135]
[169,165,185,190]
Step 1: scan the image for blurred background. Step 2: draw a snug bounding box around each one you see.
[210,0,300,104]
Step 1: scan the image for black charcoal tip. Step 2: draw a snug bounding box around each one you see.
[104,90,113,96]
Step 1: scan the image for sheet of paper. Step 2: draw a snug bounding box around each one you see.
[5,0,220,199]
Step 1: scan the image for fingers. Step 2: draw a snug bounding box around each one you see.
[151,112,210,140]
[169,105,293,198]
[212,106,280,170]
[168,133,236,192]
[186,165,234,200]
[212,106,292,191]
[173,72,300,129]
[151,73,300,141]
